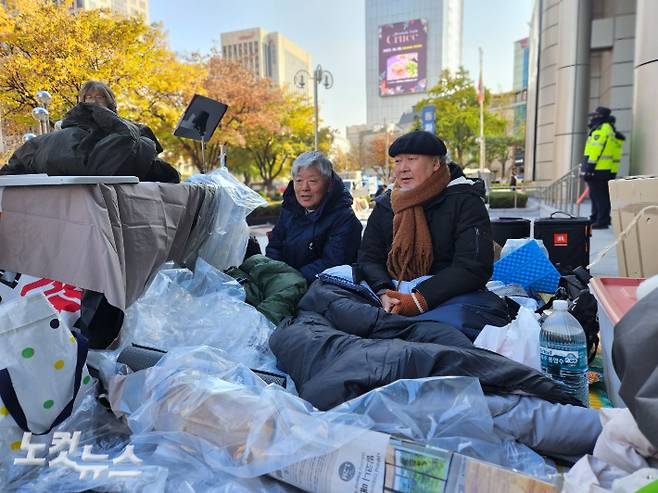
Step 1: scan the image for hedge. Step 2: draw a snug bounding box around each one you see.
[246,202,282,225]
[488,191,528,209]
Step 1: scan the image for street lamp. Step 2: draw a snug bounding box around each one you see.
[31,107,50,135]
[294,65,334,151]
[32,90,52,135]
[36,90,52,108]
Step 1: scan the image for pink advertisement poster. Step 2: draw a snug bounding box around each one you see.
[378,19,428,97]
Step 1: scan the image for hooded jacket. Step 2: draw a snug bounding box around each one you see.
[1,103,179,182]
[266,172,363,284]
[358,163,493,309]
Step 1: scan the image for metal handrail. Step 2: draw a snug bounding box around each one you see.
[536,166,583,216]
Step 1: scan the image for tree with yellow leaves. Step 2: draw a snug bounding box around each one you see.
[0,0,203,157]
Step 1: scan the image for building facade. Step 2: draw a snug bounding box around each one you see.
[72,0,149,21]
[525,0,640,183]
[220,28,312,99]
[512,37,529,132]
[365,0,463,127]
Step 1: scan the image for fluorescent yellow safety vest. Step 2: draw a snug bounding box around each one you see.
[610,132,625,174]
[584,122,615,172]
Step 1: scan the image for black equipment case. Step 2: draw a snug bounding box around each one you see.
[490,217,531,248]
[533,212,592,272]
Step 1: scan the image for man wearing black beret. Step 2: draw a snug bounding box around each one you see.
[358,130,502,340]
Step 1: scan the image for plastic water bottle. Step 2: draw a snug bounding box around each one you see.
[540,300,589,406]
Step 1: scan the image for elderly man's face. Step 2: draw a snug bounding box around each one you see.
[294,165,330,209]
[393,154,441,190]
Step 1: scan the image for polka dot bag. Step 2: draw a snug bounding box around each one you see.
[0,293,91,452]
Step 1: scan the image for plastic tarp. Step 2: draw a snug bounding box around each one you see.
[0,386,169,493]
[333,375,556,479]
[187,167,267,271]
[107,347,558,483]
[119,259,278,372]
[3,346,560,492]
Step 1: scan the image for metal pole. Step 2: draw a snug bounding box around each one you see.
[384,121,389,181]
[313,65,320,151]
[479,47,485,172]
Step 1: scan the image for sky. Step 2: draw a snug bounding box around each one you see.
[150,0,534,138]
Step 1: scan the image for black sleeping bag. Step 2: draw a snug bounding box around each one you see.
[270,281,580,410]
[1,103,179,183]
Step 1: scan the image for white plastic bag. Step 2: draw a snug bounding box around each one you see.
[474,306,541,371]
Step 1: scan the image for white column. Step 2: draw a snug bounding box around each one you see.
[631,0,658,175]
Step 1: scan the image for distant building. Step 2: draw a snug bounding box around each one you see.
[512,37,529,132]
[513,37,530,93]
[365,0,463,127]
[220,28,312,99]
[71,0,149,21]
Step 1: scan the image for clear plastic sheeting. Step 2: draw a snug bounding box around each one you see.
[187,167,267,271]
[0,382,169,493]
[120,259,277,371]
[7,346,560,491]
[123,433,301,493]
[332,376,557,480]
[108,346,374,479]
[108,346,557,487]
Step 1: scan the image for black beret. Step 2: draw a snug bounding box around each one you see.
[388,130,447,158]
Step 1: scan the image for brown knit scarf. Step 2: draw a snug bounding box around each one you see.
[387,164,451,282]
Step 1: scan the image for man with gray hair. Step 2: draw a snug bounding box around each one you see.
[266,151,362,284]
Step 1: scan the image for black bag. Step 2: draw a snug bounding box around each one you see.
[533,212,592,273]
[74,291,124,350]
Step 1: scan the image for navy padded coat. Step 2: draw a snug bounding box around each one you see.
[266,172,363,284]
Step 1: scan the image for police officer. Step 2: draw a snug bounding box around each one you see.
[581,106,620,229]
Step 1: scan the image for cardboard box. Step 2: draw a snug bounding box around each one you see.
[609,176,658,277]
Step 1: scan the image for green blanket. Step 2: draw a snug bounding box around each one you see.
[226,255,307,324]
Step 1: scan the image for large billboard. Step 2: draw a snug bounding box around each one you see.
[378,19,428,97]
